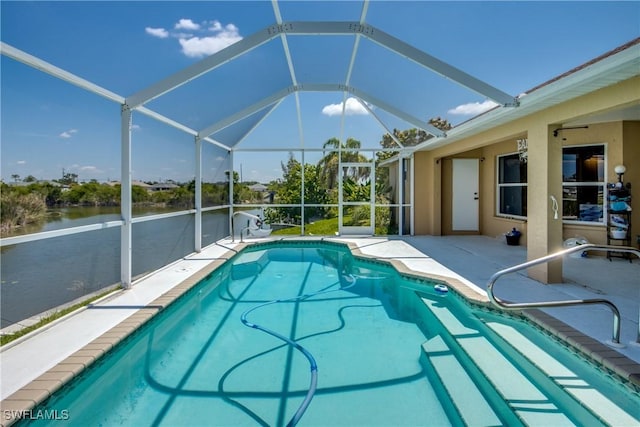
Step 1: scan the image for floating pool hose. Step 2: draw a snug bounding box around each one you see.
[240,274,357,427]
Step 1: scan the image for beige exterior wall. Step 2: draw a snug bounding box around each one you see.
[414,151,441,235]
[561,121,622,245]
[622,121,640,244]
[412,75,639,281]
[479,139,529,244]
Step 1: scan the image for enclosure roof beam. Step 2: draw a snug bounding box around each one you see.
[271,1,306,149]
[357,97,405,148]
[345,1,369,87]
[233,99,284,150]
[198,87,294,140]
[362,25,518,107]
[126,20,516,110]
[0,42,231,151]
[199,83,446,141]
[279,21,518,107]
[1,42,124,104]
[349,87,445,137]
[136,106,231,151]
[126,27,282,108]
[301,84,446,137]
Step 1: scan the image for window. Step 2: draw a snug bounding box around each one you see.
[562,145,605,223]
[497,153,527,217]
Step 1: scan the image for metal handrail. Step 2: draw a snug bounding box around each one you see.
[487,243,639,345]
[231,211,262,243]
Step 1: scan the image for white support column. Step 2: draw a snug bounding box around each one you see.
[120,106,132,289]
[195,137,202,252]
[338,146,343,236]
[398,156,404,236]
[229,150,234,237]
[410,154,415,236]
[370,158,376,235]
[301,150,305,235]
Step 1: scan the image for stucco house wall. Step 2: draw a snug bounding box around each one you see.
[412,75,639,259]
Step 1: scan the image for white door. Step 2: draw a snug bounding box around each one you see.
[452,158,479,231]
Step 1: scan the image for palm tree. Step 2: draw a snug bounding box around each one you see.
[317,138,340,191]
[317,137,370,191]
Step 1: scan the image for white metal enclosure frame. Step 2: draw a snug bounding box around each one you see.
[0,1,520,289]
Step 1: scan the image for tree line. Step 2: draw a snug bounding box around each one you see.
[0,180,230,233]
[265,117,452,229]
[2,118,452,234]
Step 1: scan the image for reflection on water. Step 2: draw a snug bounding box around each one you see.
[0,208,229,328]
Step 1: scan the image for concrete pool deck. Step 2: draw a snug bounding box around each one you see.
[1,235,638,423]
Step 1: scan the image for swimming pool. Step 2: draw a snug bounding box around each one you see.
[21,241,640,426]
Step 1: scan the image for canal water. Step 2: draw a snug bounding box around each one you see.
[1,207,229,329]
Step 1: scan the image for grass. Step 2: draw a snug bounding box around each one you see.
[271,216,393,236]
[272,217,339,236]
[0,287,119,346]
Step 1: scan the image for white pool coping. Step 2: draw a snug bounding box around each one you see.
[0,241,239,401]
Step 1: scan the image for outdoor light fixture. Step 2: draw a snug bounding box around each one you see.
[614,164,626,183]
[552,125,589,137]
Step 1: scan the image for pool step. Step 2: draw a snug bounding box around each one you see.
[230,250,269,280]
[484,320,640,427]
[417,295,609,426]
[420,335,508,426]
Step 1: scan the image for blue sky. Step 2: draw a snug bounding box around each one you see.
[1,1,639,184]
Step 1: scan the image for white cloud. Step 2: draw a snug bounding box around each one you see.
[131,124,141,131]
[145,27,169,38]
[175,19,200,31]
[447,100,498,116]
[209,20,223,31]
[178,28,242,58]
[224,23,238,33]
[59,129,78,138]
[17,160,26,165]
[322,97,369,117]
[147,18,242,58]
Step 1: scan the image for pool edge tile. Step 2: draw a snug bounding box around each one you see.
[524,310,640,390]
[0,399,37,427]
[0,246,239,424]
[342,237,640,391]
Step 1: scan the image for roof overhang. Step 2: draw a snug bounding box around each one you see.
[410,39,640,153]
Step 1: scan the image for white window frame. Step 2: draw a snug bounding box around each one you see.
[562,143,607,226]
[496,151,527,220]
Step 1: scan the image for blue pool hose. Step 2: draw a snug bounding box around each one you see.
[240,274,357,427]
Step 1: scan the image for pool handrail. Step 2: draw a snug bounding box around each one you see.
[486,243,639,345]
[231,211,262,243]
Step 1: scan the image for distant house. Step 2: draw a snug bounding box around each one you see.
[132,181,152,189]
[248,183,267,192]
[150,182,179,192]
[7,180,63,188]
[6,181,31,187]
[107,181,177,192]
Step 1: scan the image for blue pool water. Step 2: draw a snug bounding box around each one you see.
[24,242,639,426]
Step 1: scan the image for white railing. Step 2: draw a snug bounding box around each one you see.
[487,244,639,345]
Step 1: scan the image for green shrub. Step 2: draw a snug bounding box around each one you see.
[0,192,47,233]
